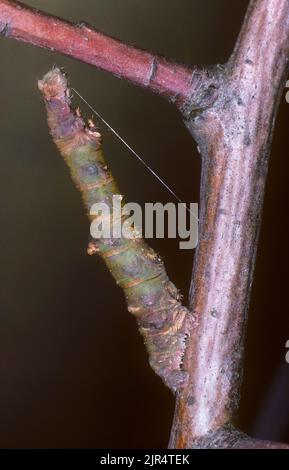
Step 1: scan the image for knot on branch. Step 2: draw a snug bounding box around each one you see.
[0,21,10,36]
[180,65,224,120]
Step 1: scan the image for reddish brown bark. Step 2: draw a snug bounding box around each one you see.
[1,0,289,449]
[0,0,198,105]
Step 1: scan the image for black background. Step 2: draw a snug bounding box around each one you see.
[0,0,289,448]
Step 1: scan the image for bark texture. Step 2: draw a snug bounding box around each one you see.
[170,0,289,448]
[0,0,216,107]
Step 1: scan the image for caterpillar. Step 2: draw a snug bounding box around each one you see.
[38,67,194,392]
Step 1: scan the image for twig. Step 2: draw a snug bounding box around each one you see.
[0,0,219,107]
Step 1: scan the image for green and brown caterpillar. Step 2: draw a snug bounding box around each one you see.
[38,68,194,392]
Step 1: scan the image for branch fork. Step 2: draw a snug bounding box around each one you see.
[1,0,289,448]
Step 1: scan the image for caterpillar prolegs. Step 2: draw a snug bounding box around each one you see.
[38,68,194,392]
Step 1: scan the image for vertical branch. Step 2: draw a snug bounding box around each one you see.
[170,0,289,448]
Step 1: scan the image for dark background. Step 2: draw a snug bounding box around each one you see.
[0,0,288,448]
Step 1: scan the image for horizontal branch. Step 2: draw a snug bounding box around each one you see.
[0,0,213,106]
